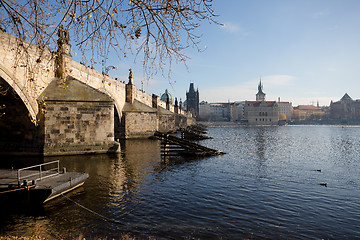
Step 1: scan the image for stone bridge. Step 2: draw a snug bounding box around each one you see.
[0,31,194,156]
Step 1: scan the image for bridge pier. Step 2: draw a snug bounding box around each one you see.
[40,77,120,156]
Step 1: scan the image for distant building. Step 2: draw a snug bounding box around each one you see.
[186,83,200,119]
[243,80,279,125]
[230,101,246,122]
[244,101,279,125]
[209,103,230,121]
[160,89,173,104]
[330,93,360,121]
[199,80,292,124]
[277,97,293,120]
[199,101,211,121]
[199,101,231,121]
[292,105,324,122]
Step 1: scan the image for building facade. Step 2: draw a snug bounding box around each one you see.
[243,80,280,125]
[199,101,211,121]
[199,101,232,121]
[292,105,325,122]
[230,101,246,122]
[330,93,360,121]
[244,101,279,125]
[277,98,293,120]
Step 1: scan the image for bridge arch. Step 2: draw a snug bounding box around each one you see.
[0,63,37,122]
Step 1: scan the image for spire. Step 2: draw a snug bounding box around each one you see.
[189,83,195,93]
[257,78,264,94]
[256,77,266,101]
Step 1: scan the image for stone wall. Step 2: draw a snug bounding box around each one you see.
[42,100,119,155]
[158,115,176,133]
[158,114,191,133]
[186,116,196,126]
[122,112,158,138]
[135,89,153,108]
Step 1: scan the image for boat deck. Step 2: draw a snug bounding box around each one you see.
[0,163,88,203]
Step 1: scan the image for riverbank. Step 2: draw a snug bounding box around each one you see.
[198,120,360,127]
[0,234,138,240]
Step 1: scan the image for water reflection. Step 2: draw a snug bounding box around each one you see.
[255,127,267,162]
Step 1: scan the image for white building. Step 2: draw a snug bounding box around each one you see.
[199,101,211,121]
[277,98,293,120]
[199,102,231,121]
[209,103,230,121]
[230,101,246,121]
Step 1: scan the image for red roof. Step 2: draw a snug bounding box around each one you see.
[295,105,320,110]
[246,101,276,107]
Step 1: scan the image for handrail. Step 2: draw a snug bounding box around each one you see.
[17,160,60,185]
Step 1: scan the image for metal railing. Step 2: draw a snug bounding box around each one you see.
[17,160,60,185]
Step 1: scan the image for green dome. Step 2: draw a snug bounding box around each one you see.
[160,89,173,104]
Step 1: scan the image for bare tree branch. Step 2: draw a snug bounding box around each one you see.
[0,0,219,78]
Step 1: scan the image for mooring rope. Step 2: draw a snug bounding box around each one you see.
[60,193,135,224]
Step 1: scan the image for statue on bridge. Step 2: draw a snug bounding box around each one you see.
[128,68,133,85]
[57,25,70,46]
[56,25,71,56]
[55,25,71,79]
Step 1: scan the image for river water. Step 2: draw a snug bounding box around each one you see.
[1,125,360,239]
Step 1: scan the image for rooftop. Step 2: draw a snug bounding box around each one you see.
[295,105,320,110]
[246,101,277,107]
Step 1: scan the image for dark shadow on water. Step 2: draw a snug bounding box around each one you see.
[0,201,46,233]
[0,155,44,169]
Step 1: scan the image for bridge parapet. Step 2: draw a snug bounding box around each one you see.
[70,60,127,116]
[135,89,153,108]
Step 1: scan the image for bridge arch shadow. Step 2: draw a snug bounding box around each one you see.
[0,63,37,121]
[0,77,43,155]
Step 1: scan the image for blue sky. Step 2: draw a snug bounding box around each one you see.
[105,0,360,106]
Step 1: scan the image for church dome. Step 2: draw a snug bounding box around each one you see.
[160,89,173,104]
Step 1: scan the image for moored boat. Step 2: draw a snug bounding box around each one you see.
[0,160,88,204]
